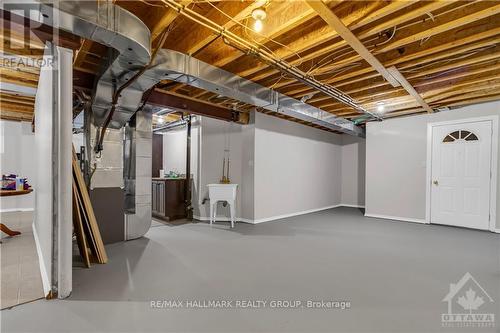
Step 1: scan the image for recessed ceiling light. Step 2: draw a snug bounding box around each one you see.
[377,102,385,112]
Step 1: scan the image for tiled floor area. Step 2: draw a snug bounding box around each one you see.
[0,211,44,309]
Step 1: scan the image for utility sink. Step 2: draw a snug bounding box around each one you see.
[207,184,238,228]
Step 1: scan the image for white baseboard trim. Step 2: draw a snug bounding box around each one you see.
[340,204,365,208]
[193,215,254,224]
[364,213,426,224]
[0,208,34,213]
[253,204,343,224]
[492,228,500,234]
[194,204,345,224]
[32,223,50,297]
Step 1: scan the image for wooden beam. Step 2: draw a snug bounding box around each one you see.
[232,0,454,84]
[148,89,248,124]
[164,1,261,93]
[319,67,500,111]
[0,95,35,106]
[306,0,441,115]
[387,67,433,113]
[197,1,340,68]
[309,34,500,107]
[0,101,34,113]
[0,74,38,88]
[376,3,500,54]
[307,0,400,88]
[281,42,500,99]
[0,9,81,50]
[444,93,500,108]
[168,1,259,55]
[73,39,93,67]
[152,0,193,43]
[419,65,500,95]
[257,1,494,93]
[311,27,500,77]
[0,110,33,121]
[428,81,500,104]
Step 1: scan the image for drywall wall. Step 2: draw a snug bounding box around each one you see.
[160,122,200,204]
[0,120,36,212]
[162,129,187,174]
[162,124,200,179]
[341,135,366,207]
[254,112,343,221]
[194,117,246,221]
[240,113,255,221]
[32,44,73,297]
[193,112,359,223]
[366,101,500,229]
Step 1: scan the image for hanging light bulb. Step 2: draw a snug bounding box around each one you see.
[254,18,263,32]
[157,115,165,124]
[376,102,385,113]
[251,7,267,32]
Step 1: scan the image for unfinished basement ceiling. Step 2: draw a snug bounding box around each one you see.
[1,0,500,131]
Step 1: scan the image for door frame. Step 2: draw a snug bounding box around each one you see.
[425,115,498,232]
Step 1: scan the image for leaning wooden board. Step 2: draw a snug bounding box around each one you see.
[72,147,108,263]
[72,183,91,268]
[73,179,98,259]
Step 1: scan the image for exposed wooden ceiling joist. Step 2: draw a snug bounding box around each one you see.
[2,0,499,126]
[306,0,401,88]
[242,0,457,85]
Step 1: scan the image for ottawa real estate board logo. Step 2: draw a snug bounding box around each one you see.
[442,272,495,328]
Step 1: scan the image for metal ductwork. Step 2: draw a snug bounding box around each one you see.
[121,49,365,137]
[5,0,153,240]
[7,1,363,243]
[4,0,151,128]
[6,1,363,135]
[123,108,152,240]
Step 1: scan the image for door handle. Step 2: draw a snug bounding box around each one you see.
[433,180,439,185]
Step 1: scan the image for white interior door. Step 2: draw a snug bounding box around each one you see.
[430,120,492,230]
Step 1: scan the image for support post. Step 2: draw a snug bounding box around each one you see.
[185,115,192,220]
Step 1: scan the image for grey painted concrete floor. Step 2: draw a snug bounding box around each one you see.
[0,212,44,309]
[1,207,499,333]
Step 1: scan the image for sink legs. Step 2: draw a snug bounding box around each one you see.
[209,200,235,228]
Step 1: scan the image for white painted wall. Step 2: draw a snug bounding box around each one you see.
[162,128,187,175]
[161,125,200,180]
[32,45,73,297]
[366,101,500,229]
[341,135,365,207]
[193,112,361,223]
[254,112,343,221]
[161,123,200,207]
[240,113,255,221]
[194,117,245,221]
[0,120,36,212]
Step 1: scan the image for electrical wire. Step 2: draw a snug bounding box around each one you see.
[399,45,497,74]
[309,0,480,79]
[315,62,362,77]
[204,0,304,66]
[142,0,166,8]
[306,35,380,76]
[268,72,288,89]
[376,26,396,47]
[160,0,380,119]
